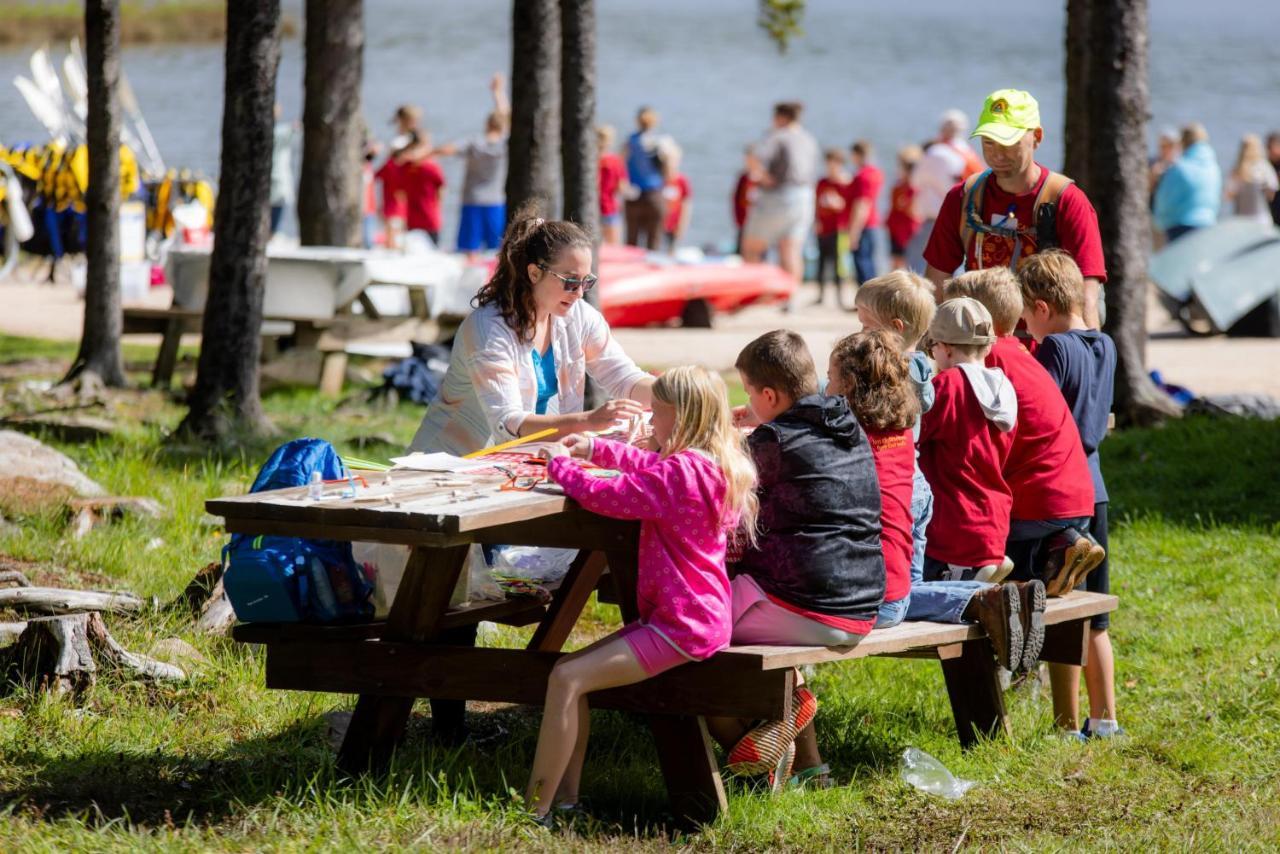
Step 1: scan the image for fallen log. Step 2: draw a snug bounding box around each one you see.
[0,622,29,645]
[4,612,185,696]
[0,586,143,615]
[0,570,32,588]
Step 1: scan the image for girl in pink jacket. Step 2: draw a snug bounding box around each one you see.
[525,366,758,821]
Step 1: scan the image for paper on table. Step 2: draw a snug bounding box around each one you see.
[389,452,492,472]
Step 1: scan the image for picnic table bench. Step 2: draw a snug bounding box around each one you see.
[209,469,1117,828]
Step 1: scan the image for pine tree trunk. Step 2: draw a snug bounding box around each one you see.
[1062,0,1092,193]
[65,0,126,389]
[179,1,282,439]
[560,0,597,236]
[507,0,561,219]
[1087,0,1180,426]
[297,0,364,248]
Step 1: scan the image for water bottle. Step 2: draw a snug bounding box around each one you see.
[307,470,323,500]
[309,556,339,620]
[899,747,976,800]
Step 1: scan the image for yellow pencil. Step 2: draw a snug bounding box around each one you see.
[463,427,560,459]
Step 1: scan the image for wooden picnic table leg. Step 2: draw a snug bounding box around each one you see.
[1038,617,1091,667]
[336,543,470,774]
[151,315,186,389]
[605,545,728,828]
[940,639,1010,748]
[527,550,607,652]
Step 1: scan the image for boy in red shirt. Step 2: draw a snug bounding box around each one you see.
[399,156,446,246]
[732,147,759,256]
[944,267,1104,595]
[886,145,924,270]
[814,149,851,305]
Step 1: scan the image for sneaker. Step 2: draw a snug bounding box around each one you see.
[1043,529,1105,597]
[974,556,1015,584]
[1060,729,1089,744]
[1080,720,1127,740]
[967,583,1023,671]
[1016,580,1047,673]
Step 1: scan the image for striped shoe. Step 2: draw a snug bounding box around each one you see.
[726,685,818,776]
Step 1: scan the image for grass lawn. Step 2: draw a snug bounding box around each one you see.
[0,334,1278,851]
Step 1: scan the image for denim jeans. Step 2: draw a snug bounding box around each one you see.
[853,227,879,284]
[904,466,987,624]
[875,593,910,629]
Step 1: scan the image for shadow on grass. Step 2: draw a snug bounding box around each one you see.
[1106,415,1280,528]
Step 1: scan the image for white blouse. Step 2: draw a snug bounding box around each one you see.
[410,300,649,456]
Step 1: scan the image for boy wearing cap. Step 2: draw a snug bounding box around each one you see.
[943,268,1102,598]
[922,89,1107,329]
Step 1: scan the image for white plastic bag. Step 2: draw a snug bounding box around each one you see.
[899,747,976,800]
[353,542,496,619]
[492,547,577,585]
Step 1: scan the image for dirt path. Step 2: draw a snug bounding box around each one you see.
[3,279,1278,397]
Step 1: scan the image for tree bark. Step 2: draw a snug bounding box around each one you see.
[1086,0,1180,425]
[298,0,365,248]
[559,0,597,236]
[507,0,561,219]
[179,1,283,439]
[1062,0,1092,193]
[65,0,126,388]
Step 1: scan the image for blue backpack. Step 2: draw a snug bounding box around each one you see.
[222,438,375,624]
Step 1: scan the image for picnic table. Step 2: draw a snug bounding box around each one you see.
[210,466,1117,827]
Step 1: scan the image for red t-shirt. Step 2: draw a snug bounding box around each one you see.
[375,159,406,220]
[400,159,446,234]
[866,427,914,603]
[923,163,1107,280]
[985,337,1095,520]
[846,163,885,228]
[815,177,850,236]
[663,173,691,234]
[733,172,757,228]
[598,152,626,218]
[918,368,1014,566]
[886,180,922,248]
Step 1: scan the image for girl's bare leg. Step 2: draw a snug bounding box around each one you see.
[1049,662,1082,731]
[525,635,648,816]
[554,693,591,805]
[1083,628,1116,722]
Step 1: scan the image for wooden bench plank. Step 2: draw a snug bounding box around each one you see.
[264,641,791,719]
[720,592,1118,670]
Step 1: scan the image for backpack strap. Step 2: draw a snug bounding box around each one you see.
[1031,170,1074,253]
[957,169,992,262]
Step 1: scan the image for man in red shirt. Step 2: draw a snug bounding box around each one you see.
[922,89,1107,328]
[596,125,627,245]
[813,149,850,305]
[846,140,885,285]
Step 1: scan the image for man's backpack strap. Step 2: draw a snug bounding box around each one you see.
[957,169,992,257]
[1032,170,1074,252]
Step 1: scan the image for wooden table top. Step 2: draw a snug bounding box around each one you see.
[206,468,574,536]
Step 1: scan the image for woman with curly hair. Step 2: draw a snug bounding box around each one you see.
[410,202,655,456]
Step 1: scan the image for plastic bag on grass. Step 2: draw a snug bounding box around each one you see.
[900,747,976,800]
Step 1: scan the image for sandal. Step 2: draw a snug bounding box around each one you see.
[726,686,818,775]
[768,740,797,793]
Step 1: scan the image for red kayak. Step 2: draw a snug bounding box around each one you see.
[595,244,795,328]
[474,244,796,328]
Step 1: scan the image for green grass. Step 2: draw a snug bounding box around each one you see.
[0,337,1278,850]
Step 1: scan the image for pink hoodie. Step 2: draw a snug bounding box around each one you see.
[549,439,735,661]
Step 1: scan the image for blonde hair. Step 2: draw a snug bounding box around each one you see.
[943,267,1023,335]
[1233,133,1266,182]
[1017,248,1085,316]
[854,270,937,348]
[652,366,758,544]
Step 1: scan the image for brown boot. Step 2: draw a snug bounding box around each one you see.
[965,583,1023,671]
[1015,580,1046,673]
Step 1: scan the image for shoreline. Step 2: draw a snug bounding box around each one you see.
[0,3,299,47]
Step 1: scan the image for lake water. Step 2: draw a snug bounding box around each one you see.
[2,0,1278,248]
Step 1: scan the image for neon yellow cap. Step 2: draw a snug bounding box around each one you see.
[971,89,1041,145]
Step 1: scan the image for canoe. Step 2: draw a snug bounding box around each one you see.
[1149,218,1278,303]
[1188,239,1280,336]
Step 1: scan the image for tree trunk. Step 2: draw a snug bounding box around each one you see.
[298,0,364,248]
[65,0,126,388]
[1086,0,1181,426]
[1062,0,1092,192]
[507,0,561,219]
[560,0,597,236]
[179,1,283,439]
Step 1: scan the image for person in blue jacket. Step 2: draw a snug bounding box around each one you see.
[1153,123,1222,242]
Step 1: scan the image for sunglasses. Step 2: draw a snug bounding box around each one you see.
[538,264,598,293]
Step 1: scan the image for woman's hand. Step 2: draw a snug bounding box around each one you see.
[583,398,645,433]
